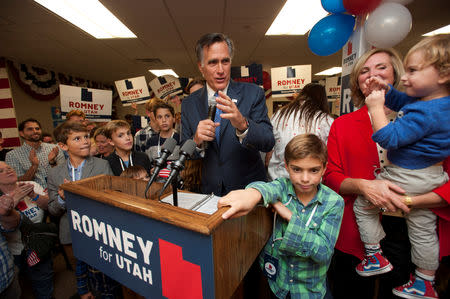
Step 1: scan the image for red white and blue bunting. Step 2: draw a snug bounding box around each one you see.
[5,58,116,101]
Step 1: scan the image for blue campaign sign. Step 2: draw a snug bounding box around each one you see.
[66,192,215,298]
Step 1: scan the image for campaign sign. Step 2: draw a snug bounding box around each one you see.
[271,65,311,97]
[115,76,151,106]
[66,192,214,298]
[60,84,112,121]
[325,76,341,97]
[231,63,263,86]
[340,22,370,115]
[149,75,183,100]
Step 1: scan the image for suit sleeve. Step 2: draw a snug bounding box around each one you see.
[47,167,66,217]
[242,86,275,152]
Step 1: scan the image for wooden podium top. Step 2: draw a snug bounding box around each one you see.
[60,174,228,235]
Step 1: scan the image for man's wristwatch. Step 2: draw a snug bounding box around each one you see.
[49,160,56,166]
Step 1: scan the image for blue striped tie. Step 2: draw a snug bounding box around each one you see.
[213,92,222,145]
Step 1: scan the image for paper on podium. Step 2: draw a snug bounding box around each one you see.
[161,192,221,215]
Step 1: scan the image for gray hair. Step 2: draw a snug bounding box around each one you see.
[195,33,234,65]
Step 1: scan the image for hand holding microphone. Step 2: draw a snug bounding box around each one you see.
[193,95,220,146]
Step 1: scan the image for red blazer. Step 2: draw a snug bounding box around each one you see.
[323,105,450,260]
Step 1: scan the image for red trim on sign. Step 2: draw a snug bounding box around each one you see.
[159,238,203,299]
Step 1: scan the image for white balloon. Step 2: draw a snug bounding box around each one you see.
[382,0,414,5]
[365,2,412,48]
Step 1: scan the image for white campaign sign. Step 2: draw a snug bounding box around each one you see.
[60,84,112,122]
[115,76,151,106]
[149,75,182,99]
[325,76,341,97]
[271,65,311,97]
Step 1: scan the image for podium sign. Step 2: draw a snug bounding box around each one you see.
[67,192,214,298]
[62,175,271,299]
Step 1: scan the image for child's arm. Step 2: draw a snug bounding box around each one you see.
[272,201,292,221]
[218,188,262,219]
[278,196,344,264]
[366,90,389,133]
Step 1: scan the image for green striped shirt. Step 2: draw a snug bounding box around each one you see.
[247,178,344,299]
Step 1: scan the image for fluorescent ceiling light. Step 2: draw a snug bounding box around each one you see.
[149,69,179,78]
[423,24,450,36]
[34,0,137,39]
[266,0,328,35]
[315,67,342,76]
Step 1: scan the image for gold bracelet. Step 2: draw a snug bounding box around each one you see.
[404,196,412,207]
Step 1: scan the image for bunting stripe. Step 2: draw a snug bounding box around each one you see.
[0,58,20,148]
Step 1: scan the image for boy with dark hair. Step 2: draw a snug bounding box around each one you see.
[47,121,120,298]
[104,120,151,176]
[219,134,344,298]
[145,102,180,180]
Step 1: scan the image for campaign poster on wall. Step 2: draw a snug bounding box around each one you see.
[231,63,263,86]
[149,75,183,99]
[340,22,370,115]
[271,65,311,97]
[325,76,341,97]
[60,84,112,122]
[115,76,151,106]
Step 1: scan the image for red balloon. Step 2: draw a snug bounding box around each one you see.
[343,0,382,15]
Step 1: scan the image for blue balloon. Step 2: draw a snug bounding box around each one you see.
[308,13,355,56]
[321,0,346,13]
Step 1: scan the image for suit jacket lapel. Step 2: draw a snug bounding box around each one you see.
[81,157,94,179]
[199,87,208,119]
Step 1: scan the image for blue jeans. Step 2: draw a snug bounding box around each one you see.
[14,252,54,299]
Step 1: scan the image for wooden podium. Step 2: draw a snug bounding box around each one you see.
[61,175,272,299]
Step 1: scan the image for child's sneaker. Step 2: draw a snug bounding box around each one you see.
[392,274,438,299]
[355,251,393,277]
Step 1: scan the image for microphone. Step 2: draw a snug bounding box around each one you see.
[205,96,217,149]
[208,96,217,121]
[144,137,177,198]
[159,139,197,198]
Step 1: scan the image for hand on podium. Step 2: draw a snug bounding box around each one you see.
[218,188,262,219]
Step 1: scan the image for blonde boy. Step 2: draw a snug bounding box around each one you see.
[354,35,450,298]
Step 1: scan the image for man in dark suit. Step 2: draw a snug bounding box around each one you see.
[181,33,275,196]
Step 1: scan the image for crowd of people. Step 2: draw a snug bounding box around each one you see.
[0,32,449,299]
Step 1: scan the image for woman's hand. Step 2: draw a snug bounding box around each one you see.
[358,179,410,213]
[13,183,34,206]
[366,77,390,93]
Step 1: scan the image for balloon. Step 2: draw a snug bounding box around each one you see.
[321,0,346,13]
[382,0,413,5]
[343,0,382,15]
[308,13,356,56]
[365,2,412,48]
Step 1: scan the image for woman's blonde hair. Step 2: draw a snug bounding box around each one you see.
[350,48,404,108]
